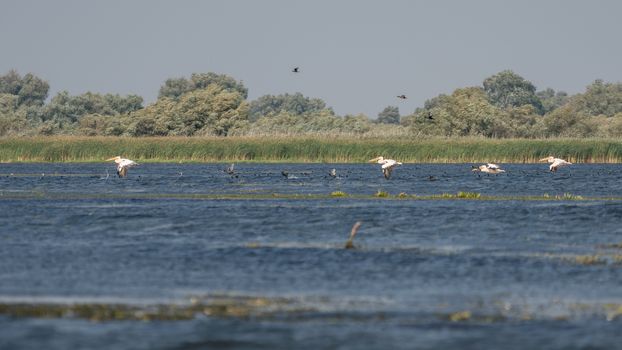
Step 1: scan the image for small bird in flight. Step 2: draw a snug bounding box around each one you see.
[397,94,407,99]
[292,67,300,73]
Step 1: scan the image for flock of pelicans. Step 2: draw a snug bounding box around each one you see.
[106,155,573,179]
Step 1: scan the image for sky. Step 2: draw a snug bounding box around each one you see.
[2,0,622,117]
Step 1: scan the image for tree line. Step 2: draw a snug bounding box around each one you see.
[2,69,622,137]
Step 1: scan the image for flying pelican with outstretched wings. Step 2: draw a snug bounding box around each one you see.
[369,156,402,179]
[539,156,572,172]
[472,163,506,174]
[106,156,138,178]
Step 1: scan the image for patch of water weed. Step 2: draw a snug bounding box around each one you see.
[448,310,472,322]
[560,193,583,200]
[456,191,481,199]
[0,295,303,321]
[571,255,607,265]
[330,191,348,197]
[598,242,622,249]
[430,192,481,199]
[374,190,389,198]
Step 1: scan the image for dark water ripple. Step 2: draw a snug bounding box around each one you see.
[2,163,622,349]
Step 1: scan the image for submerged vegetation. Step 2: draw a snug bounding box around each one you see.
[0,190,612,202]
[2,136,622,163]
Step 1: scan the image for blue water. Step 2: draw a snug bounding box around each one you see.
[1,163,622,349]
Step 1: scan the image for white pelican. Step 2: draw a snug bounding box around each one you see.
[106,156,138,178]
[369,156,402,179]
[472,163,506,174]
[539,156,572,172]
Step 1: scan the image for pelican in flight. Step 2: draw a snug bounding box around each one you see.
[369,156,402,179]
[106,156,138,178]
[472,163,506,174]
[539,156,572,172]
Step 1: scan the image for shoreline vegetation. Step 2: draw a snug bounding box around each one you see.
[1,136,622,163]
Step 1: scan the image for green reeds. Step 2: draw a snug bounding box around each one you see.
[2,136,622,163]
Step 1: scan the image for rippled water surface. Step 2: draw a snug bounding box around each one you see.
[2,163,622,349]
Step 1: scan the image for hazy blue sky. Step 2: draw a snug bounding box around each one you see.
[2,0,621,117]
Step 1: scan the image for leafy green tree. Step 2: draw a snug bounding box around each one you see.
[249,93,330,121]
[0,70,49,107]
[127,85,248,136]
[404,87,506,137]
[191,73,248,98]
[483,70,543,113]
[536,80,622,137]
[104,94,144,114]
[43,91,143,124]
[376,106,400,124]
[537,88,569,114]
[158,73,248,101]
[341,114,372,133]
[0,94,26,136]
[0,70,23,95]
[158,77,193,99]
[0,93,18,113]
[18,73,50,106]
[573,80,622,117]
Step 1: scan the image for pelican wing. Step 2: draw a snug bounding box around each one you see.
[486,163,500,169]
[119,159,137,168]
[381,159,400,169]
[552,158,571,168]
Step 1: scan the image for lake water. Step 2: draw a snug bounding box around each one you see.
[1,163,622,349]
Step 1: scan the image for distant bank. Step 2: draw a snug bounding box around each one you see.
[1,136,621,163]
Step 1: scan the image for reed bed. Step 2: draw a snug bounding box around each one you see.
[1,136,622,163]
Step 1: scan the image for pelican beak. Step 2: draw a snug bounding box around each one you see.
[106,157,118,161]
[368,157,380,163]
[538,158,549,162]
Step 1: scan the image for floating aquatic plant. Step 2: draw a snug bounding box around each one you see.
[560,193,583,200]
[456,191,481,199]
[449,310,472,322]
[330,191,348,197]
